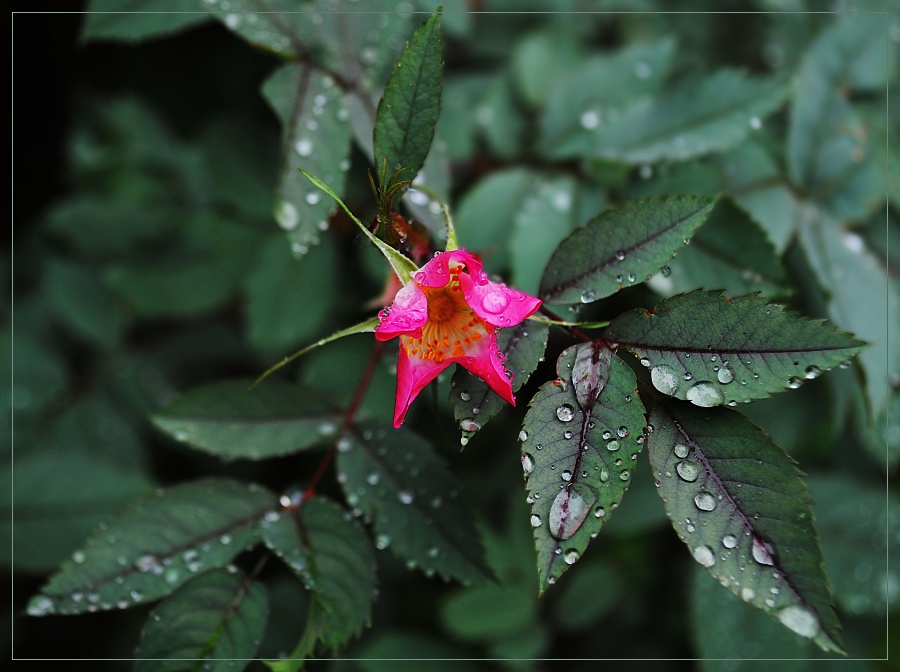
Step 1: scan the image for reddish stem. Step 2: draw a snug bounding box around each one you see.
[299,340,385,502]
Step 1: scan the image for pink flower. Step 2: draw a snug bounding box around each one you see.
[376,249,542,427]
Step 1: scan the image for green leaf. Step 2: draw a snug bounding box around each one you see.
[647,402,844,653]
[650,200,789,299]
[135,568,268,672]
[373,10,443,181]
[81,0,211,43]
[540,37,675,153]
[787,15,890,218]
[511,23,585,109]
[454,168,541,274]
[244,234,338,354]
[6,333,67,417]
[336,421,491,584]
[261,497,376,651]
[522,343,647,593]
[440,584,537,641]
[798,209,897,418]
[262,63,352,258]
[3,452,152,572]
[201,0,311,59]
[808,474,899,617]
[510,175,580,295]
[539,195,716,305]
[152,380,343,460]
[43,259,125,349]
[691,564,816,669]
[27,478,276,616]
[604,291,865,407]
[450,320,549,446]
[556,69,790,164]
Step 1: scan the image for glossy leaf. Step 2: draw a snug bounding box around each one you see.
[648,401,844,653]
[262,63,351,257]
[336,421,491,584]
[541,37,675,154]
[521,343,647,593]
[604,291,865,407]
[564,69,790,164]
[373,10,443,181]
[27,479,276,616]
[539,195,716,305]
[798,209,897,417]
[152,380,343,460]
[650,200,789,299]
[135,568,268,672]
[449,320,549,446]
[81,0,211,43]
[261,497,376,651]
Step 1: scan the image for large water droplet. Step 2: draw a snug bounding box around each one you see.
[651,365,679,395]
[275,200,299,231]
[564,549,580,565]
[519,430,528,441]
[777,606,820,638]
[548,487,592,540]
[522,453,535,476]
[481,290,509,314]
[686,381,724,407]
[741,587,755,602]
[693,545,716,567]
[676,460,701,482]
[694,491,717,511]
[556,404,575,422]
[722,534,738,549]
[530,514,542,528]
[716,367,735,384]
[752,538,775,565]
[804,365,821,380]
[673,442,690,459]
[606,439,620,452]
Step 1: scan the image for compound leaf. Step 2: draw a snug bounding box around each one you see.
[604,291,865,407]
[336,421,491,584]
[135,568,268,672]
[648,401,844,653]
[27,479,276,616]
[521,343,647,593]
[539,195,716,305]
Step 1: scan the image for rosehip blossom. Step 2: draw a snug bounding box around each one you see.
[376,249,542,427]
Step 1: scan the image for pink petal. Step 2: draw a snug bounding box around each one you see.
[458,274,542,328]
[457,337,515,406]
[414,249,487,288]
[375,280,428,341]
[392,342,451,427]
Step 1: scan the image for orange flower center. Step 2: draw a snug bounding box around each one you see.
[402,269,488,364]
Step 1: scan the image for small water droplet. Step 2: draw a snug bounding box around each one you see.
[564,549,580,565]
[752,538,775,565]
[459,391,471,402]
[673,442,690,459]
[741,587,755,602]
[519,430,528,441]
[530,514,542,528]
[616,426,629,438]
[305,192,321,205]
[398,491,414,505]
[556,404,575,422]
[606,439,620,452]
[295,138,313,156]
[787,376,803,389]
[594,505,606,518]
[72,550,86,564]
[804,365,821,380]
[561,470,573,482]
[723,534,738,549]
[580,109,600,129]
[375,533,391,550]
[749,116,762,130]
[716,367,735,384]
[580,288,597,303]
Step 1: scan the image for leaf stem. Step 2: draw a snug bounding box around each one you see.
[537,305,593,343]
[302,341,385,500]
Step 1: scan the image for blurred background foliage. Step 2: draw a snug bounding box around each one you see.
[8,1,899,669]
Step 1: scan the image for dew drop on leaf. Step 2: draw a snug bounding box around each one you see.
[651,365,679,395]
[694,491,717,511]
[519,430,528,441]
[752,537,776,565]
[673,442,690,459]
[787,376,803,389]
[777,606,820,638]
[556,404,575,422]
[722,534,738,549]
[676,460,701,482]
[804,365,821,380]
[716,367,735,384]
[693,545,716,567]
[685,381,723,407]
[397,490,415,505]
[741,587,755,602]
[564,549,580,565]
[606,440,620,452]
[616,426,629,438]
[522,453,535,476]
[548,487,592,540]
[530,514,542,528]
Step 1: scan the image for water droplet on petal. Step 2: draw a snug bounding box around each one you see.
[481,290,509,314]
